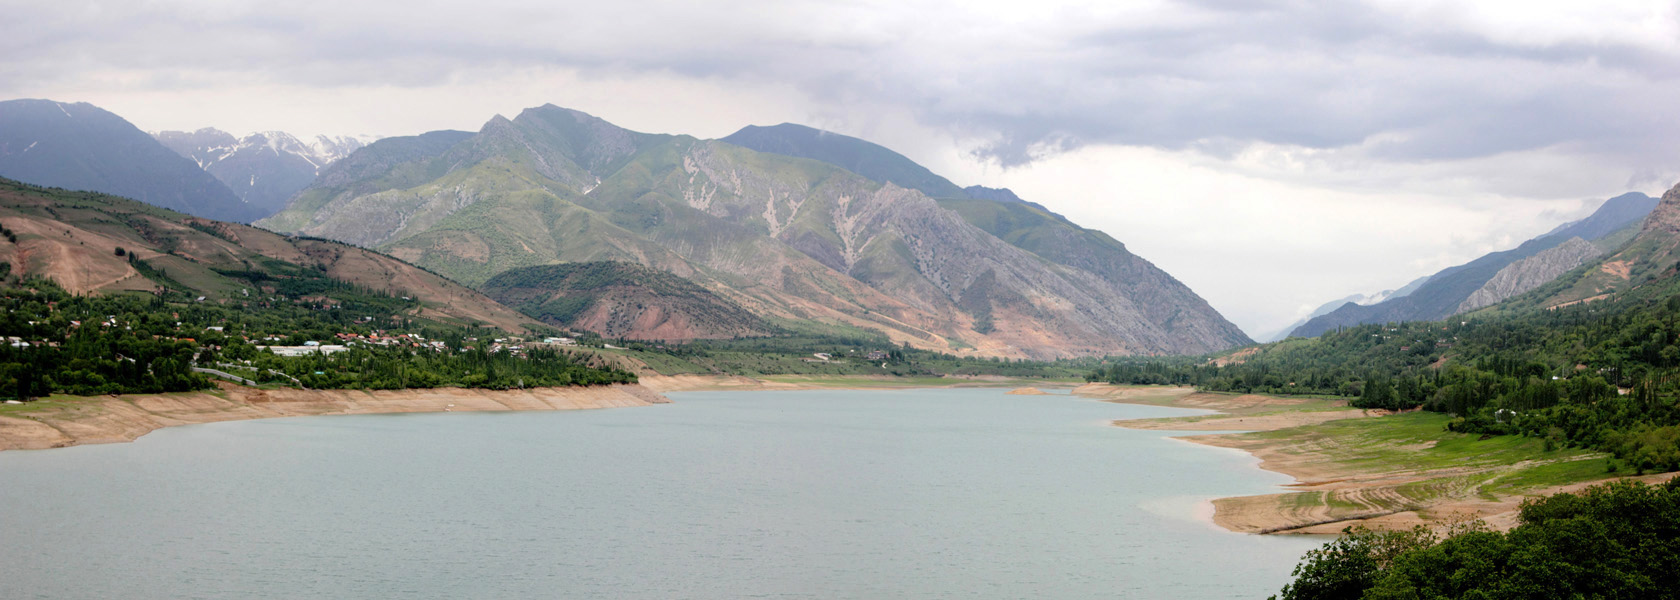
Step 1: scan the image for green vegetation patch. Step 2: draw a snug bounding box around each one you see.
[1272,479,1680,600]
[1244,412,1601,474]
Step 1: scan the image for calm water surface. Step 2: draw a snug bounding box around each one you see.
[0,388,1322,599]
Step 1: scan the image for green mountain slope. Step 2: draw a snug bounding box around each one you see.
[259,129,474,233]
[1502,183,1680,311]
[258,105,1249,358]
[483,261,772,340]
[0,177,537,332]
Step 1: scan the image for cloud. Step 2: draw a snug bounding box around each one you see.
[6,1,1679,168]
[4,0,1679,336]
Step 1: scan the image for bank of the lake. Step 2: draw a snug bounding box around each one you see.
[0,374,1083,453]
[0,387,1321,599]
[1079,382,1680,535]
[0,381,669,451]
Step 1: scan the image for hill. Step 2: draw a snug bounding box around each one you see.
[256,129,476,234]
[0,99,260,222]
[483,261,773,340]
[1291,191,1657,337]
[258,104,1249,358]
[1508,183,1680,311]
[154,128,367,218]
[0,177,536,332]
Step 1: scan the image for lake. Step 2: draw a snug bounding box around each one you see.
[0,388,1322,599]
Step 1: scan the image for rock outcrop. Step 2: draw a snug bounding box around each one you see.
[1457,237,1602,313]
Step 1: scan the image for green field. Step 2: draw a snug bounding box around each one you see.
[1229,412,1616,520]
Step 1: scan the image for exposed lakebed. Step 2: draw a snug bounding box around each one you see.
[0,388,1321,599]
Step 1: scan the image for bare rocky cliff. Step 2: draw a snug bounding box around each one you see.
[1457,237,1602,313]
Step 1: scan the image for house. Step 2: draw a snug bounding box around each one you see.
[261,345,349,357]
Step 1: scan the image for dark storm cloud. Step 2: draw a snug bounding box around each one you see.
[4,0,1678,167]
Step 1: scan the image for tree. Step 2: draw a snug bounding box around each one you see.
[1275,480,1680,599]
[1270,526,1435,600]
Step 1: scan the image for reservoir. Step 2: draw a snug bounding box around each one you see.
[0,388,1321,599]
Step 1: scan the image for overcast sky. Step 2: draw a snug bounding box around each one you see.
[5,0,1680,338]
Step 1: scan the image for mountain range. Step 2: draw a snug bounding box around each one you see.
[0,99,262,223]
[0,99,375,225]
[5,96,1675,360]
[1288,191,1658,338]
[1255,276,1432,342]
[1505,183,1680,312]
[256,105,1251,358]
[153,128,369,218]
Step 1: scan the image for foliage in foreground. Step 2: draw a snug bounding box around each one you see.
[1272,478,1680,600]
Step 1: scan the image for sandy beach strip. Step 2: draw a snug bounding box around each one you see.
[0,381,670,452]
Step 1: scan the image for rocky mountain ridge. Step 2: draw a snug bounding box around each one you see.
[1290,191,1658,338]
[1512,182,1680,310]
[259,105,1250,358]
[1456,237,1603,314]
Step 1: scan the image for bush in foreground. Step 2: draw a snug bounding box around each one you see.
[1273,478,1680,600]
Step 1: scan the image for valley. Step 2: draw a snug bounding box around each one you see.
[11,5,1680,599]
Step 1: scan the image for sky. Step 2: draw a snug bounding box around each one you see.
[4,0,1680,338]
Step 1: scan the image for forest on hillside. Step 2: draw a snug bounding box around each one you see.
[0,278,632,399]
[1091,281,1680,473]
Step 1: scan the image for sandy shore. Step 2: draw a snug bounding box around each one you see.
[0,374,1070,452]
[0,382,669,452]
[1075,382,1680,535]
[639,373,1077,393]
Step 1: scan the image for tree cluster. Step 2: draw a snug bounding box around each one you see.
[1273,479,1680,600]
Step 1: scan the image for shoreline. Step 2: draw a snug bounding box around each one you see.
[0,374,1072,452]
[12,377,1633,536]
[639,373,1080,393]
[0,382,670,452]
[1076,382,1680,535]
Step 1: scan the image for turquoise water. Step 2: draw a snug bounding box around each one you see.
[0,388,1321,598]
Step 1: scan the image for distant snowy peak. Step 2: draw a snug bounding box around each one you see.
[304,134,376,166]
[156,128,373,175]
[249,131,373,170]
[152,128,379,219]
